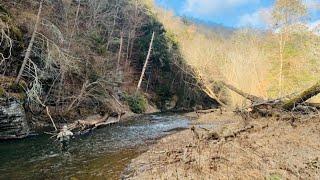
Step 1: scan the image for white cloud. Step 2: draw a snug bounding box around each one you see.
[305,0,320,11]
[309,20,320,27]
[308,20,320,30]
[182,0,261,16]
[238,7,272,28]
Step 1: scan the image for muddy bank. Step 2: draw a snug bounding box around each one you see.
[126,111,320,179]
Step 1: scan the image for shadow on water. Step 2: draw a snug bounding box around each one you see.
[0,114,189,179]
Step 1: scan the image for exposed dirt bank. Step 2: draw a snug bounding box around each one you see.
[126,110,320,179]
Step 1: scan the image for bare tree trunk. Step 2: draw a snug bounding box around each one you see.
[68,0,81,48]
[278,32,285,97]
[136,32,155,93]
[282,81,320,110]
[15,0,43,84]
[66,80,88,112]
[201,84,227,107]
[106,6,119,51]
[128,0,138,63]
[221,80,320,111]
[220,81,264,102]
[125,30,131,70]
[116,32,123,74]
[128,36,136,64]
[46,107,58,131]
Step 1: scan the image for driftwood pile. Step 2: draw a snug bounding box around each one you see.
[220,81,320,121]
[67,113,122,135]
[46,113,123,141]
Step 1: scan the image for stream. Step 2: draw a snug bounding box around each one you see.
[0,114,190,180]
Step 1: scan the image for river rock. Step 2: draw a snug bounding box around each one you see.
[0,98,29,140]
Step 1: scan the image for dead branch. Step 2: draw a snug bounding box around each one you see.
[46,106,57,131]
[65,80,99,112]
[173,62,227,107]
[15,0,43,84]
[219,81,264,102]
[0,21,12,66]
[67,114,120,135]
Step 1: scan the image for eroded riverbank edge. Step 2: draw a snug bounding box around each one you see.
[125,110,320,179]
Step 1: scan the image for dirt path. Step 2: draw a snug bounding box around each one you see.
[126,111,320,179]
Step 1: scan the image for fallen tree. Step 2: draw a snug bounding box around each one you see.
[67,114,120,135]
[282,81,320,110]
[219,81,264,103]
[220,80,320,118]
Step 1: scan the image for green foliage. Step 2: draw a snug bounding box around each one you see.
[267,30,320,98]
[136,16,173,72]
[0,5,23,41]
[267,173,282,180]
[0,4,10,16]
[0,87,6,97]
[165,31,178,46]
[8,83,24,93]
[89,32,107,55]
[125,93,147,114]
[155,83,172,109]
[284,43,299,58]
[134,14,200,110]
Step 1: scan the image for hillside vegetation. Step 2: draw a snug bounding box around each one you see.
[0,0,220,130]
[147,1,320,106]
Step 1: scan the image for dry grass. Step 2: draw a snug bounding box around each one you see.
[147,6,320,107]
[127,111,320,179]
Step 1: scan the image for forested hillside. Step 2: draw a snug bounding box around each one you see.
[2,0,320,179]
[151,1,320,106]
[0,0,221,136]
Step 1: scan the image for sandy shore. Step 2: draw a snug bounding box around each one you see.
[126,110,320,179]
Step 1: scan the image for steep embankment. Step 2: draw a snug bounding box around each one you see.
[0,0,220,138]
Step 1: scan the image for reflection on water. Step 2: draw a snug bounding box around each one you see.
[0,115,189,179]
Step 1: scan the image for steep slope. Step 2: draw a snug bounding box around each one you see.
[0,0,220,136]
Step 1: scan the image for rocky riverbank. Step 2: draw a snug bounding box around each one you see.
[126,110,320,179]
[0,97,29,140]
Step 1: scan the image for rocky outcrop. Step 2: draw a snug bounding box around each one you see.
[0,98,29,140]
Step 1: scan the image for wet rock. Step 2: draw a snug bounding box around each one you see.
[0,98,29,140]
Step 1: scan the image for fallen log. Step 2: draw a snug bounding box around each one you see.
[175,64,227,107]
[67,114,121,135]
[219,81,264,102]
[196,108,217,114]
[199,82,227,107]
[218,80,320,119]
[281,81,320,110]
[191,125,255,141]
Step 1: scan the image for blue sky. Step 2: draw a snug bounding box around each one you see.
[155,0,320,29]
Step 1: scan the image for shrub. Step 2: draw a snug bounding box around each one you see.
[125,93,147,114]
[0,87,6,97]
[8,83,24,93]
[267,174,282,180]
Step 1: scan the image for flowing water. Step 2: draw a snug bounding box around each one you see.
[0,114,190,180]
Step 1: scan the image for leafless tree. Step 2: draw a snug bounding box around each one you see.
[137,31,155,93]
[15,0,44,84]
